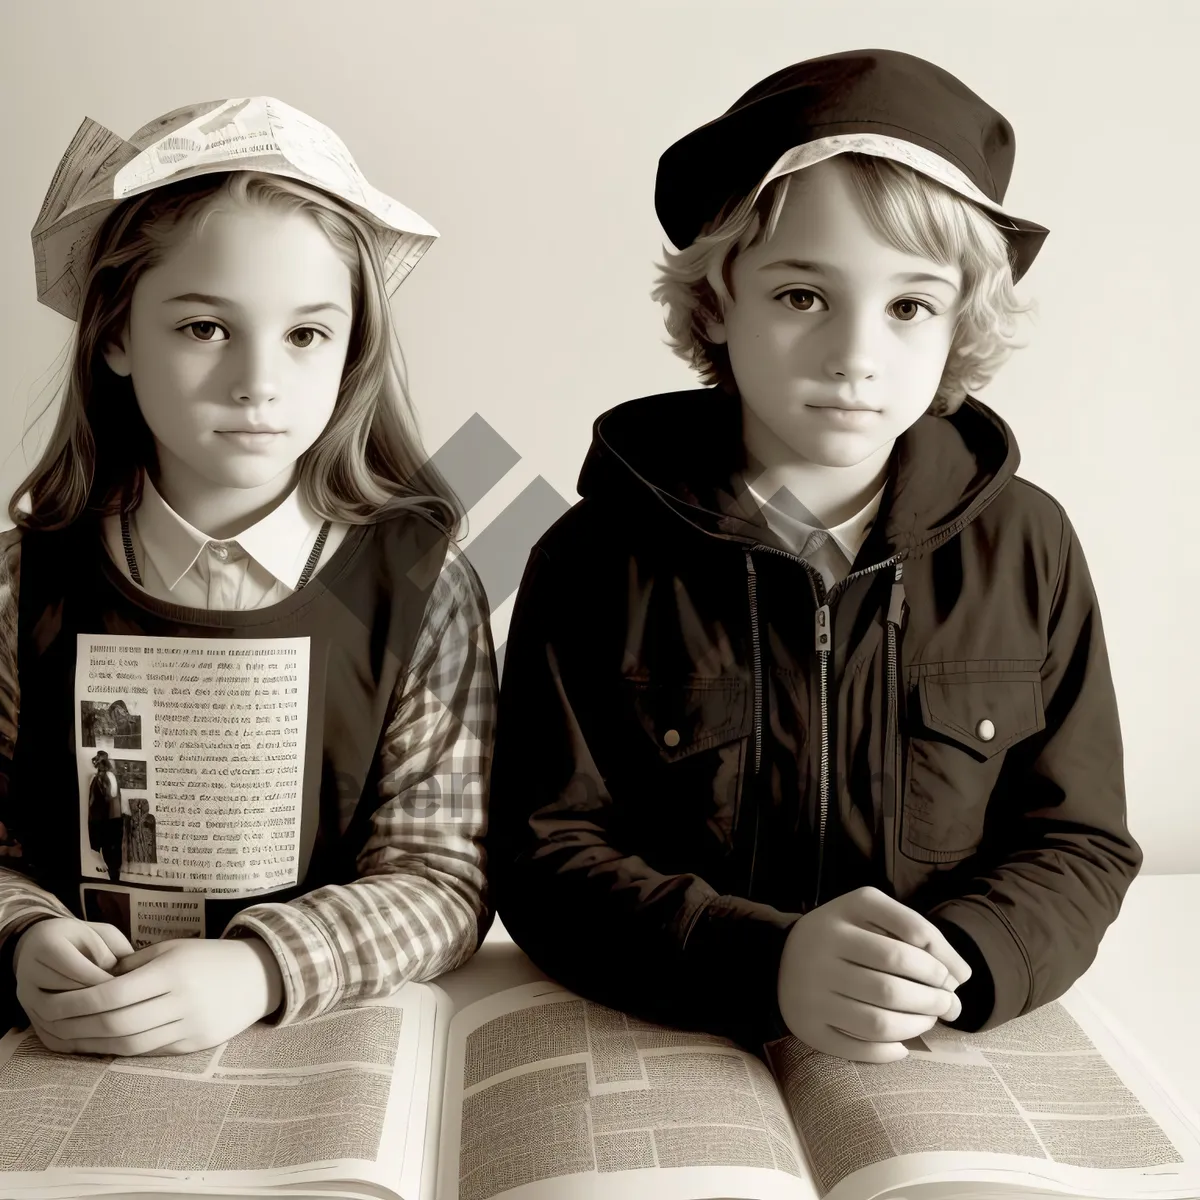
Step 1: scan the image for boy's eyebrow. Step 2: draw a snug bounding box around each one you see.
[757,260,959,289]
[164,292,350,316]
[758,259,830,274]
[891,271,960,288]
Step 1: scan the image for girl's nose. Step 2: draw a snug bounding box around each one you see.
[230,343,279,405]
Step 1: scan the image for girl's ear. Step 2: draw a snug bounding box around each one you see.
[103,329,133,378]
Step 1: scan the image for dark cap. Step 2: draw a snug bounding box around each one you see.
[655,48,1048,280]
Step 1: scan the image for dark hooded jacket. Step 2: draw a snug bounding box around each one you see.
[487,387,1141,1049]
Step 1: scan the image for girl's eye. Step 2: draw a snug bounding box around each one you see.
[780,289,827,313]
[288,328,326,349]
[889,298,934,322]
[183,321,227,342]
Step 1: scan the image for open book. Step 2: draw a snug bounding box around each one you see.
[1,973,1198,1200]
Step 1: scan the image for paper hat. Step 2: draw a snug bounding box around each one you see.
[32,96,440,320]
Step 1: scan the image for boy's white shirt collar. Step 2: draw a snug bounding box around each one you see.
[745,474,886,562]
[825,483,886,561]
[135,471,327,592]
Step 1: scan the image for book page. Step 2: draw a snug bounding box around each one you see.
[768,985,1200,1200]
[434,981,815,1200]
[0,983,444,1199]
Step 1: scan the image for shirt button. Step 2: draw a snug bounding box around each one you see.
[976,718,995,742]
[663,729,680,747]
[210,543,229,561]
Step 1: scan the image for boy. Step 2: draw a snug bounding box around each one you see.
[487,49,1141,1062]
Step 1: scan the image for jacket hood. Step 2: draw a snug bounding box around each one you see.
[576,388,1021,561]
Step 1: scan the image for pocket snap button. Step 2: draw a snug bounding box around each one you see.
[976,718,995,741]
[663,729,680,747]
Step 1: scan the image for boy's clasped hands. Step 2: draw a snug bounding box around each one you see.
[12,918,283,1056]
[778,886,971,1062]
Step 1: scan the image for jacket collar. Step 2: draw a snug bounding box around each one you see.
[576,387,1020,562]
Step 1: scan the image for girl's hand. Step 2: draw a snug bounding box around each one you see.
[26,936,284,1056]
[14,916,134,990]
[13,916,135,1051]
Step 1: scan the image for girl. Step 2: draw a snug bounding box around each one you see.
[0,97,497,1056]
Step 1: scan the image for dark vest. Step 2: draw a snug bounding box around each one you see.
[9,509,449,935]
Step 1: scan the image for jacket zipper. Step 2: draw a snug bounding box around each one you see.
[743,552,764,773]
[884,562,907,888]
[745,544,902,909]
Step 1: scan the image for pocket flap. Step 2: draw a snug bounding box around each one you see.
[625,675,751,762]
[917,671,1046,760]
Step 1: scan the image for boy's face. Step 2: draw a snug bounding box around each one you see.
[707,157,962,470]
[104,203,353,498]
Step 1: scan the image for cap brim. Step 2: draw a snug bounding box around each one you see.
[657,129,1048,281]
[756,135,1048,281]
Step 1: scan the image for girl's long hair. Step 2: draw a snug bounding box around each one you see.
[10,171,465,537]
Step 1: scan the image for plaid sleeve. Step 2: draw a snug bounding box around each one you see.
[0,530,75,954]
[224,540,497,1023]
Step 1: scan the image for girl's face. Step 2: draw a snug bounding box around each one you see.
[105,202,353,499]
[708,157,963,469]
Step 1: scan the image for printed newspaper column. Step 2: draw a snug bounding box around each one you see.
[75,634,310,947]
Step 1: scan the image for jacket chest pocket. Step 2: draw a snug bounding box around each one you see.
[622,674,751,851]
[901,669,1045,863]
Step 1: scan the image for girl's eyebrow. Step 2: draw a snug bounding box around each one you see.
[164,292,350,316]
[757,260,959,290]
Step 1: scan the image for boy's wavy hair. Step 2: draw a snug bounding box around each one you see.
[651,152,1034,415]
[11,171,465,536]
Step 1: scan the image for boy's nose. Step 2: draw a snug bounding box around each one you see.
[821,315,880,383]
[823,348,878,384]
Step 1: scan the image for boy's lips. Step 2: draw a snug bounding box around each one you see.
[806,400,880,412]
[806,404,880,426]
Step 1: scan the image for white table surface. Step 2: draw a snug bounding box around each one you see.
[1076,872,1200,1112]
[442,872,1200,1112]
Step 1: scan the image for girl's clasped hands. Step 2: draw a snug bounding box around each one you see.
[14,917,282,1055]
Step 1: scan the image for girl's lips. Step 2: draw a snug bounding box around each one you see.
[217,430,285,450]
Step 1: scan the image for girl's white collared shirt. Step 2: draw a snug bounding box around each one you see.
[100,473,349,606]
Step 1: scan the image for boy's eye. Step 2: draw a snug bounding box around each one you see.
[183,321,227,342]
[889,299,933,322]
[287,328,326,349]
[780,289,827,312]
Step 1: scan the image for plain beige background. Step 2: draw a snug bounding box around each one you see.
[1,1,1195,872]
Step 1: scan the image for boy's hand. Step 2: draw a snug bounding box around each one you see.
[777,886,972,1063]
[25,936,284,1057]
